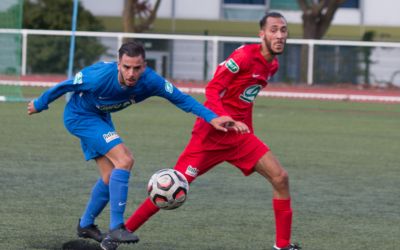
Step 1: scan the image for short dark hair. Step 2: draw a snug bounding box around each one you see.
[259,12,286,29]
[118,41,146,59]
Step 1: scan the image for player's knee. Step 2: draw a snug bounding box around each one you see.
[115,154,135,170]
[272,169,289,189]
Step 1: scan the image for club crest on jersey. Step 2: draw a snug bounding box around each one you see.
[73,72,83,85]
[225,58,239,73]
[240,84,262,103]
[165,80,174,94]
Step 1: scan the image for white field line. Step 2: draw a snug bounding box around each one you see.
[1,80,400,103]
[179,87,400,103]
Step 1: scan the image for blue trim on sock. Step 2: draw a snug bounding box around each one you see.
[109,169,130,230]
[80,178,109,228]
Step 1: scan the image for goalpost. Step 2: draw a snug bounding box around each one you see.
[0,0,24,101]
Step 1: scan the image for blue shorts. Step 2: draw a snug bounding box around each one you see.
[63,110,123,161]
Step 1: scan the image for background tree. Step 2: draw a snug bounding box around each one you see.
[123,0,161,39]
[297,0,345,83]
[23,0,107,74]
[298,0,345,39]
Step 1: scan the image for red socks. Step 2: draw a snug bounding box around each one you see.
[125,198,160,232]
[125,196,292,248]
[273,198,292,248]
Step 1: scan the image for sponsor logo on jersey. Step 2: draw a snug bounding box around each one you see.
[96,100,134,112]
[73,72,83,85]
[185,165,199,177]
[103,131,120,143]
[240,84,262,103]
[165,80,174,94]
[225,58,239,73]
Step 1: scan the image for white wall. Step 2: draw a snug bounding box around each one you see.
[150,0,221,19]
[363,0,400,26]
[80,0,220,19]
[173,0,220,19]
[80,0,400,26]
[80,0,124,16]
[331,9,361,25]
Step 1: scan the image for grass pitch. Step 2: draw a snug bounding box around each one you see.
[0,96,399,250]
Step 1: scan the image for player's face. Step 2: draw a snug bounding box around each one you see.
[118,54,146,87]
[259,17,288,56]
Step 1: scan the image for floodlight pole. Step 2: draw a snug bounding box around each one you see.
[66,0,79,101]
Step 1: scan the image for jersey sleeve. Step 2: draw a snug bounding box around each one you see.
[33,70,95,112]
[151,75,218,123]
[205,47,248,116]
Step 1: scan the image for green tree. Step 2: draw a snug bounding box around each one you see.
[23,0,107,74]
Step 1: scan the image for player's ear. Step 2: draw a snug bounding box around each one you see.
[259,29,265,38]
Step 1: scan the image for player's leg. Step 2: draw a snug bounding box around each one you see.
[64,115,118,242]
[254,151,294,250]
[99,144,139,249]
[124,152,196,233]
[101,143,139,244]
[103,143,134,229]
[77,156,113,242]
[125,135,219,233]
[66,114,138,244]
[226,134,296,249]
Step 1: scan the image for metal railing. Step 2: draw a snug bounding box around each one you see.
[1,28,400,86]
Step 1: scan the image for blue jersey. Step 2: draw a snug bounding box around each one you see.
[33,61,217,122]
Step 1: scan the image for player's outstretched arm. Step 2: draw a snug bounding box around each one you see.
[209,116,250,134]
[27,100,38,115]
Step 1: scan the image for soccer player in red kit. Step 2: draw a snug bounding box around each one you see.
[122,12,300,250]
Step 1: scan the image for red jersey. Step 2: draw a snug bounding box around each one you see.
[204,44,279,131]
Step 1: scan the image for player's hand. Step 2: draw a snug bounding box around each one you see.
[224,120,250,134]
[27,101,38,115]
[209,116,235,132]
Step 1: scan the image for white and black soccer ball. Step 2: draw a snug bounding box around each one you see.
[147,169,189,210]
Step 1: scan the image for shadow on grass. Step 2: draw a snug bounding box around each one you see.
[61,239,102,250]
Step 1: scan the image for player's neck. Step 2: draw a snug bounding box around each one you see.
[260,44,275,62]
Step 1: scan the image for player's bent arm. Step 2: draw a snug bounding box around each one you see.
[154,78,235,131]
[158,83,215,121]
[32,79,78,112]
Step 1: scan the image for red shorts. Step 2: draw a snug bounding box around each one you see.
[174,121,270,183]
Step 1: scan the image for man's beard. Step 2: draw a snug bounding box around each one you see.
[265,37,285,56]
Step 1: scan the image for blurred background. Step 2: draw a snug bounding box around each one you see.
[1,0,400,101]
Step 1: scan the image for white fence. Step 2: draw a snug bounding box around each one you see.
[1,28,400,86]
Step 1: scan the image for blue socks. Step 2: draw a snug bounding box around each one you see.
[80,178,110,228]
[109,169,130,230]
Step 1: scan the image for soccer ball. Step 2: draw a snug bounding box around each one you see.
[147,169,189,210]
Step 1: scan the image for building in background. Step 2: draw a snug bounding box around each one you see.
[81,0,400,28]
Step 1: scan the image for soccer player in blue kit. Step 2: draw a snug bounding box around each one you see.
[27,41,236,248]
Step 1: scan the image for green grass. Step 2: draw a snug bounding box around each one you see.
[1,96,400,250]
